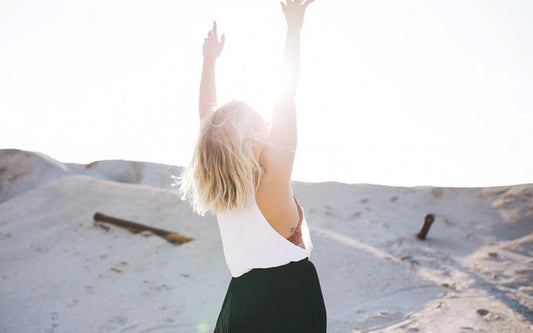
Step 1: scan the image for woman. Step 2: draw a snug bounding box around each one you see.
[180,1,326,332]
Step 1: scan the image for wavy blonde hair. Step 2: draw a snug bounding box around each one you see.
[178,101,268,215]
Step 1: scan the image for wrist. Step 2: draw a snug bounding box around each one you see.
[203,58,217,66]
[286,27,302,36]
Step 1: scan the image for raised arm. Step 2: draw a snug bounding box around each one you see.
[279,0,312,99]
[262,0,313,181]
[199,21,225,121]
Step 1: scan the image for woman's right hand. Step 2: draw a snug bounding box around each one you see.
[280,0,314,32]
[203,21,225,63]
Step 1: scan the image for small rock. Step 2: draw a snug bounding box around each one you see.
[477,309,489,316]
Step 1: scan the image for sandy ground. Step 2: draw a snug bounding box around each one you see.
[1,149,532,332]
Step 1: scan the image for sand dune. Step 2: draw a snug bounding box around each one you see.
[0,149,532,332]
[0,149,181,204]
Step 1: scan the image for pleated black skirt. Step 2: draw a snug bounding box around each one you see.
[214,258,326,333]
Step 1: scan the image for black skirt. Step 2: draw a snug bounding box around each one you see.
[214,258,326,333]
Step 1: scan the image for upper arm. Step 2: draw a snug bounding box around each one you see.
[199,103,217,125]
[199,110,208,122]
[260,94,297,182]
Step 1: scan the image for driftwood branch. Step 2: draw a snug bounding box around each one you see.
[93,212,194,245]
[417,214,435,240]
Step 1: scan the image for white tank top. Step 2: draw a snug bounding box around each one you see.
[216,196,313,277]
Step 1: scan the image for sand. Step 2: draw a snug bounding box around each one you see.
[1,149,532,332]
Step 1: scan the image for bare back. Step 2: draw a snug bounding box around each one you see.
[255,141,300,239]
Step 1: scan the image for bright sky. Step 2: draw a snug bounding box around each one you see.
[1,0,532,187]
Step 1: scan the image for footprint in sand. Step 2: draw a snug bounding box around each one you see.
[515,269,533,278]
[110,261,129,273]
[108,315,128,325]
[431,188,444,199]
[354,310,404,330]
[44,311,59,333]
[66,299,79,308]
[351,211,362,219]
[443,219,456,227]
[0,232,12,239]
[476,309,501,321]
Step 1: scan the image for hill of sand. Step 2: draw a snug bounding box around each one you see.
[1,149,532,332]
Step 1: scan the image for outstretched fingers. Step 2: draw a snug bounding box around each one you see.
[303,0,314,8]
[281,0,314,11]
[220,33,225,51]
[206,21,223,43]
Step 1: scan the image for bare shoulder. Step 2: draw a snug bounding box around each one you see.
[259,140,296,183]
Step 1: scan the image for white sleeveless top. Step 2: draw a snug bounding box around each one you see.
[216,197,313,277]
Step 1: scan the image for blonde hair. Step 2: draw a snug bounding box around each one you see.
[178,101,268,215]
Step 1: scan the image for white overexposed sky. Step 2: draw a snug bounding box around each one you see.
[1,0,532,187]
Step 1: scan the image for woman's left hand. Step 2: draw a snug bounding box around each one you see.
[203,21,225,62]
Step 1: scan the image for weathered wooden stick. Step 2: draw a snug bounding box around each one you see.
[93,212,194,245]
[417,214,435,240]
